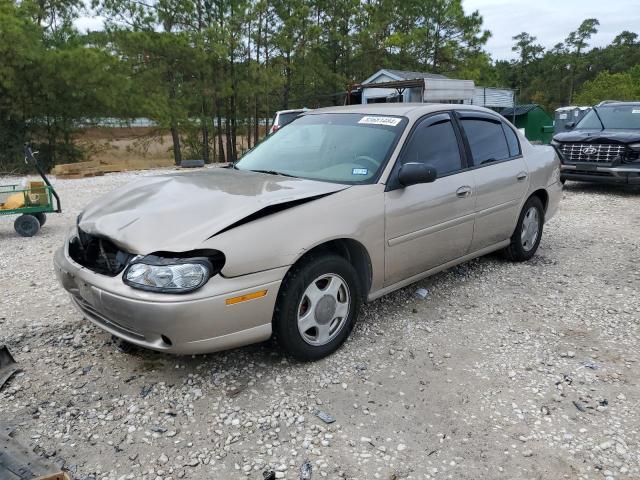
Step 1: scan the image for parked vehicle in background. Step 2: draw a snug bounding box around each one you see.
[54,104,561,361]
[269,108,308,134]
[552,101,640,184]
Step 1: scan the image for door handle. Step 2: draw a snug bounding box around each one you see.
[456,186,472,198]
[517,172,528,181]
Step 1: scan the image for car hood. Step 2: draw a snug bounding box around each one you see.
[554,129,640,144]
[78,168,348,254]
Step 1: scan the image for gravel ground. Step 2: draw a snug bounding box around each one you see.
[1,170,639,480]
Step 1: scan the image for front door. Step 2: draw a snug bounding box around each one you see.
[455,112,530,251]
[384,113,476,285]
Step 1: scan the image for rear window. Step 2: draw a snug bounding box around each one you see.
[461,119,510,166]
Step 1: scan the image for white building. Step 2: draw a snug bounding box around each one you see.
[353,69,514,109]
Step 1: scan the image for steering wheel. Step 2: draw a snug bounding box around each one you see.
[353,155,378,172]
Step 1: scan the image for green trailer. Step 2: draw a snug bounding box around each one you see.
[0,146,61,237]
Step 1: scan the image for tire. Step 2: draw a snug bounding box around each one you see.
[14,214,41,237]
[504,196,545,262]
[33,212,47,226]
[273,254,362,361]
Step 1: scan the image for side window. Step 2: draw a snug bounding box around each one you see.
[502,123,521,157]
[461,118,510,166]
[402,117,462,176]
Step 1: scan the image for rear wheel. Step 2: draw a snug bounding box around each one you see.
[14,214,41,237]
[274,254,362,361]
[504,196,544,262]
[33,212,47,226]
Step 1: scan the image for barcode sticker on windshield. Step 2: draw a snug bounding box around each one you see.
[632,109,640,114]
[358,116,402,126]
[352,168,368,175]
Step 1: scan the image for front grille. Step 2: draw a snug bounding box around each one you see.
[559,143,626,163]
[571,169,615,177]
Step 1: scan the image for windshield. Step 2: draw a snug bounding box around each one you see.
[576,105,640,130]
[236,113,407,184]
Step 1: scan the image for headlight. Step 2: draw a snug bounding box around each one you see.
[123,255,220,293]
[629,143,640,151]
[550,139,560,147]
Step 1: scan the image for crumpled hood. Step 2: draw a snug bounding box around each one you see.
[78,168,348,254]
[554,129,640,144]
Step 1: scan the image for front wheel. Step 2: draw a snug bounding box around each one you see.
[273,254,362,361]
[504,196,544,262]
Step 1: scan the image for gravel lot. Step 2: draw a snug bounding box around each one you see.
[1,170,639,480]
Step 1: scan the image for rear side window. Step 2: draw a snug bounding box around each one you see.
[278,112,301,127]
[461,119,510,166]
[502,124,521,157]
[402,117,462,176]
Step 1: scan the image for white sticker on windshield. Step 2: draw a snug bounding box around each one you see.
[632,109,640,114]
[559,113,567,119]
[358,116,402,126]
[352,168,368,175]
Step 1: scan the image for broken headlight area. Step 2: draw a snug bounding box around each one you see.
[69,229,133,276]
[123,251,225,294]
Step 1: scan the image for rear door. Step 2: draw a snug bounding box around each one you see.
[455,112,529,251]
[384,113,476,285]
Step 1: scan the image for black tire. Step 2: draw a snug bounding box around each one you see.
[14,214,41,237]
[33,212,47,226]
[273,254,362,361]
[504,196,545,262]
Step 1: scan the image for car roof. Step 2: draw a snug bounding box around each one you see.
[597,101,640,107]
[306,103,499,121]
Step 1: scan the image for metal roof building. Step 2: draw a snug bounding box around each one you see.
[350,69,514,109]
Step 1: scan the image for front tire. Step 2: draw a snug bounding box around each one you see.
[274,254,362,361]
[504,196,544,262]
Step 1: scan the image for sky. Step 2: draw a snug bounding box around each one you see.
[463,0,640,60]
[75,0,640,62]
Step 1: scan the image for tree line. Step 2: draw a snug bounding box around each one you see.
[1,0,639,172]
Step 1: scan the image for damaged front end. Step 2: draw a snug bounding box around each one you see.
[68,227,133,277]
[67,226,226,294]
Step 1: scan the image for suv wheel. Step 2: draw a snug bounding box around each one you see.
[504,196,544,262]
[274,254,362,361]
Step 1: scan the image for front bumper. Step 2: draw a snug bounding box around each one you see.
[54,246,287,354]
[561,163,640,184]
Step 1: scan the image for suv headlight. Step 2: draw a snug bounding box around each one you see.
[629,143,640,151]
[123,253,223,293]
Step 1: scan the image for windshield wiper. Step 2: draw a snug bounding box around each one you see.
[592,106,605,130]
[249,169,296,178]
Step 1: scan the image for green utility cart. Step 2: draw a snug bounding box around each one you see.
[0,146,61,237]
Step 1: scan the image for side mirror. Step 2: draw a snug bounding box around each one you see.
[398,162,438,187]
[564,121,576,130]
